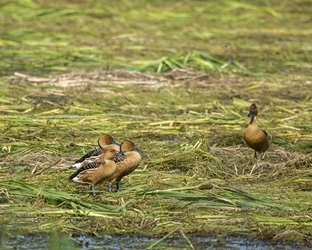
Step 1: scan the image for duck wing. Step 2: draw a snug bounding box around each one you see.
[261,129,268,138]
[113,151,126,163]
[72,148,103,165]
[69,161,102,181]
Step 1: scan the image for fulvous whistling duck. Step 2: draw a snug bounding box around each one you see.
[70,134,119,169]
[69,145,118,196]
[244,103,270,173]
[107,140,142,192]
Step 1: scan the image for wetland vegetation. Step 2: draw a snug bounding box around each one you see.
[1,0,312,249]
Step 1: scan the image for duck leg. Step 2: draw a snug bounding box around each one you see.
[250,150,266,174]
[259,152,266,161]
[250,153,265,175]
[108,182,113,193]
[89,185,96,196]
[115,181,120,192]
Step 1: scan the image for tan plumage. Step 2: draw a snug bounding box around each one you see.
[98,134,119,150]
[70,134,119,169]
[69,145,118,196]
[244,103,270,161]
[107,140,142,192]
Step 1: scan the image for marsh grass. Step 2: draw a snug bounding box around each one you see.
[1,0,312,76]
[1,70,312,240]
[130,51,259,76]
[1,0,312,245]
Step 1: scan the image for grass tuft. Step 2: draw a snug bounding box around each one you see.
[130,51,259,76]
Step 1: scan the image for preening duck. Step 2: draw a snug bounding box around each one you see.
[70,134,119,169]
[69,145,118,196]
[107,140,142,192]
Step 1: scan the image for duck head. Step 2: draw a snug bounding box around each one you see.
[98,134,119,148]
[248,103,258,117]
[102,146,117,160]
[120,140,142,153]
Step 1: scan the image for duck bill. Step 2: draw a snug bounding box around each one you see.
[247,110,253,117]
[134,147,142,153]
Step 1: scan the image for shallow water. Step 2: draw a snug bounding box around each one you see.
[2,233,312,250]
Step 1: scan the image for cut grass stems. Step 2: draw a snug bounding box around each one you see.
[1,0,312,245]
[130,51,259,76]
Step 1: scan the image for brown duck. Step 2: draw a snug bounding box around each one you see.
[107,140,142,192]
[69,145,118,196]
[70,134,119,169]
[244,103,270,161]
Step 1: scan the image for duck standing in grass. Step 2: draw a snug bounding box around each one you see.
[70,134,119,169]
[244,103,270,174]
[107,140,142,193]
[69,145,118,196]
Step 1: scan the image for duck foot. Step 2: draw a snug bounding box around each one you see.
[108,182,113,193]
[259,152,266,161]
[89,185,96,196]
[115,182,120,192]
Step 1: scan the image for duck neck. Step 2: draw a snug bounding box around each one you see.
[104,159,112,164]
[249,116,256,125]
